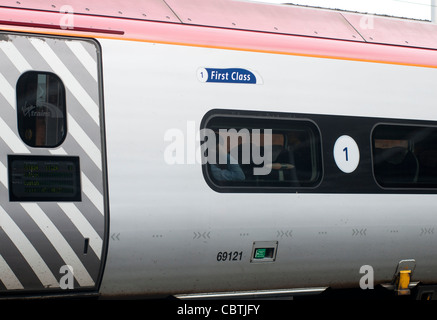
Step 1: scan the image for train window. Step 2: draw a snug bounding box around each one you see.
[372,124,437,189]
[201,112,323,191]
[16,71,67,148]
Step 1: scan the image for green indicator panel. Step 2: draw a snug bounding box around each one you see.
[8,155,81,202]
[254,248,267,259]
[250,241,278,263]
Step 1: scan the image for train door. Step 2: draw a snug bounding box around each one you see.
[0,33,107,296]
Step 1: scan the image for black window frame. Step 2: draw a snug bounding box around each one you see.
[371,123,437,190]
[200,109,324,193]
[16,71,67,148]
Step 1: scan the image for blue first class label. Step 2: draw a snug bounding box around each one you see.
[198,68,261,84]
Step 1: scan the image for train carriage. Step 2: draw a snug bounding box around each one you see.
[0,0,437,299]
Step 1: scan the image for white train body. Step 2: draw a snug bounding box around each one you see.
[1,0,437,299]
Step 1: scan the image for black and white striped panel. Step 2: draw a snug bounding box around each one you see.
[0,33,106,293]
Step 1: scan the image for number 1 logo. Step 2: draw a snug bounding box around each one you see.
[334,136,360,173]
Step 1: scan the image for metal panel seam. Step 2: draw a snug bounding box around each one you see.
[161,0,183,24]
[340,13,367,43]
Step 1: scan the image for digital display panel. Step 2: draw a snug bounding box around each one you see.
[8,155,81,202]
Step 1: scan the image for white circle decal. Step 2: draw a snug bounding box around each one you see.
[197,68,208,83]
[333,135,360,173]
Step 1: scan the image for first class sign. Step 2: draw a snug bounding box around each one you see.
[198,68,262,84]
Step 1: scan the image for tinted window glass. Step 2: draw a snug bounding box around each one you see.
[17,71,66,147]
[373,124,437,188]
[202,113,323,191]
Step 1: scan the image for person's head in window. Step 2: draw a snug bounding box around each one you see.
[209,132,245,182]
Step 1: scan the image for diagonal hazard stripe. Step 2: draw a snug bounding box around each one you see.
[20,203,95,287]
[0,34,105,292]
[0,162,6,187]
[0,39,105,202]
[29,38,100,125]
[0,161,101,287]
[0,254,24,290]
[68,114,102,170]
[0,117,30,154]
[81,172,104,214]
[0,72,15,109]
[0,206,60,289]
[49,148,104,214]
[65,41,98,82]
[0,36,104,204]
[0,40,32,74]
[57,203,103,257]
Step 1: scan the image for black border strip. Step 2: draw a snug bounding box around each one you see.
[201,109,437,194]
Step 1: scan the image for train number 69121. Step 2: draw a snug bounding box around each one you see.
[216,251,243,262]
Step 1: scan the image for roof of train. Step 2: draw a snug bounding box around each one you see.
[2,0,437,50]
